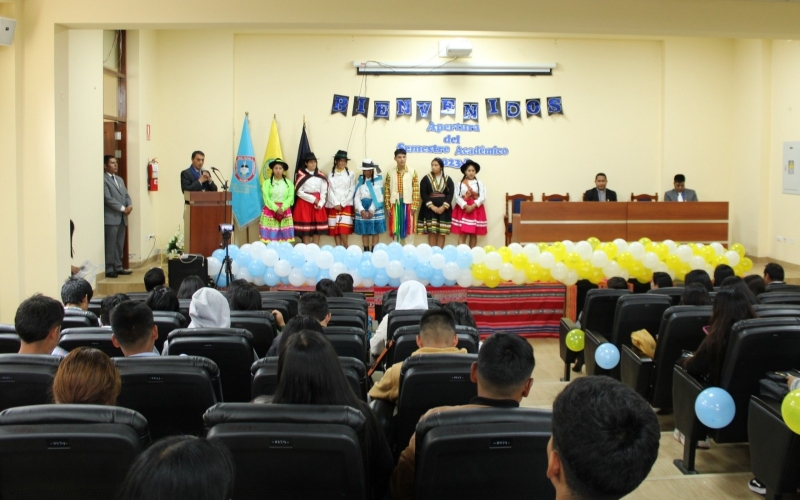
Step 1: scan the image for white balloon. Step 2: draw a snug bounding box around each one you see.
[695,243,705,250]
[208,257,222,277]
[724,250,741,267]
[628,242,645,261]
[251,241,267,257]
[643,252,660,270]
[457,269,474,288]
[361,278,374,288]
[430,254,446,270]
[512,269,527,285]
[261,248,279,267]
[560,240,574,253]
[619,269,631,280]
[235,267,251,282]
[655,262,669,272]
[689,255,706,270]
[551,262,568,281]
[575,241,593,260]
[676,245,693,263]
[602,261,621,279]
[499,263,515,281]
[371,250,390,268]
[386,261,404,279]
[306,277,317,286]
[442,262,460,281]
[253,275,266,286]
[316,251,335,269]
[562,269,579,286]
[710,242,725,256]
[508,243,523,255]
[590,250,609,268]
[274,259,292,277]
[288,268,305,286]
[457,244,472,254]
[348,270,362,287]
[667,269,676,280]
[293,243,307,256]
[471,246,486,265]
[403,244,418,257]
[472,279,485,287]
[538,252,556,269]
[401,269,417,283]
[230,261,241,275]
[663,239,678,254]
[523,244,541,261]
[329,262,347,281]
[704,264,714,276]
[240,243,253,255]
[485,252,503,271]
[613,239,628,253]
[346,245,363,258]
[305,244,321,262]
[417,244,433,263]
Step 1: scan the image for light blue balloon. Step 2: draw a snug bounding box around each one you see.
[432,246,443,256]
[444,278,457,286]
[388,242,403,261]
[277,242,292,260]
[235,252,253,269]
[333,246,347,263]
[279,275,290,285]
[226,244,240,260]
[402,252,419,270]
[215,275,230,287]
[317,268,330,282]
[595,343,621,370]
[264,267,280,286]
[388,277,401,288]
[345,252,361,269]
[358,260,376,279]
[373,243,388,254]
[362,251,373,262]
[289,250,306,268]
[247,260,266,278]
[430,270,445,287]
[212,249,226,261]
[302,262,319,279]
[415,261,434,280]
[695,387,736,429]
[321,245,334,253]
[374,268,390,287]
[456,250,473,269]
[443,245,458,263]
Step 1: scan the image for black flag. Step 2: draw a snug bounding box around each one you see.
[295,123,311,182]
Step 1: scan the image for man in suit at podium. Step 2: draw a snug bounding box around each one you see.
[180,150,218,193]
[583,173,617,201]
[103,155,132,278]
[664,174,698,202]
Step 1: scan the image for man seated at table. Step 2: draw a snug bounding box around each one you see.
[664,174,698,202]
[583,173,617,202]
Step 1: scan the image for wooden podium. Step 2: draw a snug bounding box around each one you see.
[183,191,232,257]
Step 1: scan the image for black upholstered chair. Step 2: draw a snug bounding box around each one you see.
[414,408,555,499]
[748,396,800,500]
[758,292,800,306]
[0,404,149,499]
[327,297,368,316]
[323,326,368,363]
[764,283,800,294]
[0,354,61,411]
[0,332,20,354]
[251,356,368,401]
[58,327,123,358]
[646,286,685,306]
[114,355,222,439]
[259,299,290,325]
[387,309,428,343]
[152,310,186,352]
[230,310,277,358]
[62,309,100,329]
[383,298,441,317]
[328,308,368,331]
[205,403,367,500]
[672,317,800,473]
[752,304,800,319]
[390,325,479,368]
[261,291,299,319]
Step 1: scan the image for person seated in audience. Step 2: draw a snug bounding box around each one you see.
[547,376,660,500]
[316,278,343,297]
[110,301,160,357]
[143,267,166,292]
[719,276,758,305]
[763,262,786,288]
[61,276,94,311]
[371,281,429,356]
[369,309,467,403]
[651,271,673,289]
[335,273,355,293]
[188,288,231,328]
[52,347,120,405]
[685,269,713,292]
[680,283,711,306]
[266,292,331,356]
[223,279,249,300]
[266,315,325,357]
[145,285,180,313]
[177,275,206,299]
[713,264,735,286]
[744,274,766,297]
[99,293,130,327]
[390,333,535,499]
[114,435,235,500]
[228,283,262,311]
[15,293,65,355]
[443,301,477,329]
[606,277,629,289]
[268,330,393,500]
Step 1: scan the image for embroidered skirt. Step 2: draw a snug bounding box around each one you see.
[451,200,487,235]
[417,194,452,235]
[387,197,414,240]
[327,205,355,236]
[259,203,295,243]
[293,198,328,237]
[354,198,386,235]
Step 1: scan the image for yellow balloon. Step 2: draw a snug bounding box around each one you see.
[617,252,634,269]
[498,247,512,263]
[540,269,555,282]
[654,243,669,261]
[730,243,746,258]
[665,255,681,270]
[525,263,542,282]
[472,263,488,281]
[537,242,549,252]
[675,268,688,281]
[587,237,601,250]
[741,257,753,272]
[714,255,730,267]
[602,242,618,260]
[639,237,652,247]
[644,242,655,254]
[564,252,582,269]
[511,253,528,270]
[781,389,800,434]
[483,245,496,254]
[566,329,585,352]
[702,246,717,263]
[589,268,604,284]
[578,261,593,279]
[485,271,501,288]
[630,262,644,277]
[548,245,566,263]
[733,264,745,277]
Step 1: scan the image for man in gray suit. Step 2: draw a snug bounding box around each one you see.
[664,174,698,202]
[103,155,133,278]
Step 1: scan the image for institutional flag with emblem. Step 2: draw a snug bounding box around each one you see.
[260,116,285,185]
[230,114,261,227]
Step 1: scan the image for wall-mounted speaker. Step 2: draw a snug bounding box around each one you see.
[0,18,17,47]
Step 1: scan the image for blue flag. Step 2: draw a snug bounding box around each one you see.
[231,114,262,227]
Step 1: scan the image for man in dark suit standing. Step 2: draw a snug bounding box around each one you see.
[180,150,218,193]
[583,173,617,202]
[103,155,133,278]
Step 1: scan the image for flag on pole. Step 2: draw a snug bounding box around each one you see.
[260,117,284,184]
[231,114,262,227]
[295,122,311,182]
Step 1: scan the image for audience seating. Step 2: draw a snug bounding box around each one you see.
[0,404,149,499]
[748,396,800,500]
[414,408,555,499]
[541,193,569,202]
[251,356,368,401]
[114,355,222,439]
[387,309,429,343]
[87,298,103,318]
[752,304,800,319]
[383,298,441,317]
[0,354,62,411]
[62,309,100,329]
[505,193,533,246]
[327,297,368,316]
[559,289,631,381]
[585,294,672,379]
[152,310,186,352]
[205,403,367,500]
[164,327,255,402]
[261,291,299,319]
[758,292,800,306]
[125,291,151,301]
[765,283,800,294]
[672,317,800,473]
[58,327,123,357]
[647,286,685,306]
[343,292,366,300]
[259,299,290,324]
[329,308,368,331]
[0,324,14,333]
[389,325,479,368]
[631,192,658,201]
[620,305,712,410]
[230,310,276,358]
[382,289,432,304]
[0,332,20,354]
[322,326,368,363]
[178,298,192,323]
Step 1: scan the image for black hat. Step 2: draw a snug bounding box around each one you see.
[361,159,382,174]
[394,148,407,157]
[334,150,350,161]
[304,152,318,162]
[268,158,289,171]
[460,159,481,174]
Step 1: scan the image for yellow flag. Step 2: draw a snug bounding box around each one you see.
[260,118,283,183]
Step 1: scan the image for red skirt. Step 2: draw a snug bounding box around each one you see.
[328,205,355,236]
[451,200,487,235]
[293,198,328,237]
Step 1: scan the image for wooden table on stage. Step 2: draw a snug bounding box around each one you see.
[512,202,729,243]
[183,191,232,257]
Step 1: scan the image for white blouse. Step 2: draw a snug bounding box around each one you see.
[455,178,486,208]
[326,169,355,208]
[354,176,384,213]
[297,175,328,207]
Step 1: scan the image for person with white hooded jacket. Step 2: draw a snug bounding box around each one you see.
[370,281,430,357]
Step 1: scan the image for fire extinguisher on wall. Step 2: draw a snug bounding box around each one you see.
[147,159,159,191]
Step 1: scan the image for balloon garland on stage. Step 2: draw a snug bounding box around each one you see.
[205,238,752,289]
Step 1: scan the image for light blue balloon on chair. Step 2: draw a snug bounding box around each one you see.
[594,343,620,370]
[695,387,735,429]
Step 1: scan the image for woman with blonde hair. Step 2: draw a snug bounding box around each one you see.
[52,346,121,405]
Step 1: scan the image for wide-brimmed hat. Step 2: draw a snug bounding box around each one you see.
[304,152,318,162]
[361,159,382,174]
[460,159,481,174]
[268,158,289,171]
[334,150,350,161]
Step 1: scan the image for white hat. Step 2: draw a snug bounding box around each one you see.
[361,159,381,173]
